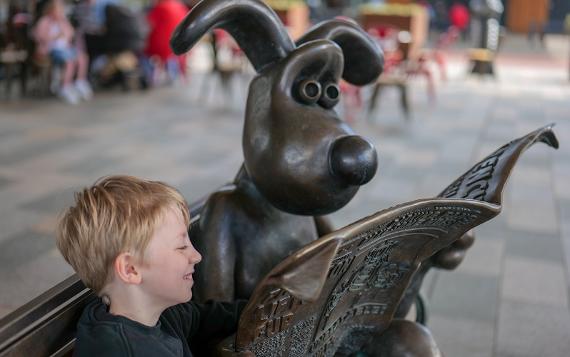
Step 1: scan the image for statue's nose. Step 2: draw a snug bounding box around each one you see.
[330,135,378,186]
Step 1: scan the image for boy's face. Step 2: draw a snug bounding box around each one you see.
[138,207,202,307]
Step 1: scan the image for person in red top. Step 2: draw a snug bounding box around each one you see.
[449,2,470,32]
[144,0,189,82]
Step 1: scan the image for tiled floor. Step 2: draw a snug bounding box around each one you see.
[1,41,569,355]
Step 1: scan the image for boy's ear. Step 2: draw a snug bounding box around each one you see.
[114,252,143,285]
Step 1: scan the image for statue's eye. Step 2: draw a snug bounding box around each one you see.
[297,79,321,104]
[318,83,340,109]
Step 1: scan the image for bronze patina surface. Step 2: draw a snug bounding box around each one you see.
[171,0,384,303]
[216,125,558,356]
[229,198,496,356]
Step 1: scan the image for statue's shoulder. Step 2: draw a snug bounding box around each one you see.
[202,184,240,214]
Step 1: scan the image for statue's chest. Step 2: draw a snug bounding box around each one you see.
[248,218,315,255]
[234,214,318,297]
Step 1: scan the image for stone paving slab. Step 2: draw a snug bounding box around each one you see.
[429,314,495,357]
[429,270,500,323]
[458,238,505,277]
[0,230,55,270]
[496,300,570,357]
[501,256,568,308]
[506,229,564,264]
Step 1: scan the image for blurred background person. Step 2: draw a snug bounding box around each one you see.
[449,1,470,40]
[143,0,189,86]
[433,0,450,33]
[72,0,118,62]
[33,0,92,104]
[74,0,146,90]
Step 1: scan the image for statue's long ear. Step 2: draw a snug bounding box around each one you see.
[171,0,295,72]
[296,19,384,85]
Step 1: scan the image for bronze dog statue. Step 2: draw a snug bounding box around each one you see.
[172,0,383,303]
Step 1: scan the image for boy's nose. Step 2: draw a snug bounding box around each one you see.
[188,245,202,264]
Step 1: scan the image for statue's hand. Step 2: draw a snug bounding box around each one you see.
[430,230,475,270]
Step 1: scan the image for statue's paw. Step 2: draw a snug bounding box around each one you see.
[363,319,442,357]
[431,230,475,270]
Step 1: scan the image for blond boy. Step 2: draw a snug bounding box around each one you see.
[57,175,245,356]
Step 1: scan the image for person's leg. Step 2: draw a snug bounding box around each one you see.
[72,49,93,100]
[166,57,180,84]
[51,47,79,87]
[50,48,79,104]
[433,50,447,81]
[139,55,155,87]
[84,34,102,64]
[178,54,188,82]
[76,50,89,81]
[62,60,75,87]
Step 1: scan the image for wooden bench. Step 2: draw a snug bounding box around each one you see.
[0,275,92,357]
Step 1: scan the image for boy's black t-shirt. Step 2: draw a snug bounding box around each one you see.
[74,298,246,356]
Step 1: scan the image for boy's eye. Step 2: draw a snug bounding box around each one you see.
[177,245,188,250]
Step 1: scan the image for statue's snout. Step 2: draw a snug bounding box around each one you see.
[330,135,378,186]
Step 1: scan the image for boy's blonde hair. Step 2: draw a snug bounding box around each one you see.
[56,175,190,294]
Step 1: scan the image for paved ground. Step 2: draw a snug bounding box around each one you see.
[0,35,569,356]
